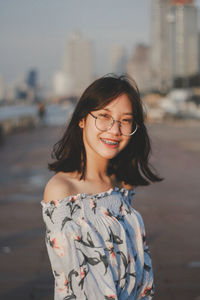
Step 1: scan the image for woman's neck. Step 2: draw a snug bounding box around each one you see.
[85,161,109,183]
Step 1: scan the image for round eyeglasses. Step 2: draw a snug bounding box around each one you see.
[89,112,138,136]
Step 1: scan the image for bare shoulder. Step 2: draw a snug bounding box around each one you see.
[43,172,75,203]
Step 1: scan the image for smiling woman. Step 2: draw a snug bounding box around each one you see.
[79,94,134,161]
[41,74,163,300]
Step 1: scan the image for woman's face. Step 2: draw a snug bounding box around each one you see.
[79,93,133,161]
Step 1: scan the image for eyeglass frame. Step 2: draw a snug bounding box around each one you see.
[89,112,139,136]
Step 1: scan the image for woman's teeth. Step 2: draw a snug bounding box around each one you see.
[101,139,119,145]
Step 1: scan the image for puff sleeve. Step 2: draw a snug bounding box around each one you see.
[41,199,86,300]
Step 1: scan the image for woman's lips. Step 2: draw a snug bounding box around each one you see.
[100,138,120,147]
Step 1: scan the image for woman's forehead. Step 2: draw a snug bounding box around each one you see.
[100,94,133,112]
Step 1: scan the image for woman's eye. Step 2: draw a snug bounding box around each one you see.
[122,119,133,124]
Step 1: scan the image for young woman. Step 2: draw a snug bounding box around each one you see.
[41,74,162,300]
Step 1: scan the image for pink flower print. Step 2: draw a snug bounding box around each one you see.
[141,286,152,297]
[75,235,81,241]
[111,250,116,259]
[104,286,117,299]
[102,208,117,221]
[79,266,89,290]
[69,195,77,203]
[51,232,66,257]
[52,199,59,206]
[101,207,112,218]
[90,199,97,213]
[105,295,116,299]
[119,203,124,214]
[105,241,116,266]
[68,231,80,240]
[56,272,69,296]
[90,200,95,209]
[80,266,87,279]
[104,209,110,217]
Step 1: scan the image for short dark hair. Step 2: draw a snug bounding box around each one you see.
[48,74,163,186]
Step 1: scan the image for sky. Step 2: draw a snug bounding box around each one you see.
[0,0,200,87]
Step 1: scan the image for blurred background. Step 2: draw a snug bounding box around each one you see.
[0,0,200,299]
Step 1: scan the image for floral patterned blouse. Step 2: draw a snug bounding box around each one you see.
[41,187,154,300]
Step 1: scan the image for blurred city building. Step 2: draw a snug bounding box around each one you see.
[25,69,39,101]
[26,69,38,89]
[2,70,41,104]
[0,76,5,103]
[4,82,16,103]
[150,0,199,92]
[150,0,171,92]
[52,71,74,98]
[126,44,151,93]
[169,0,198,81]
[109,45,128,74]
[63,32,94,97]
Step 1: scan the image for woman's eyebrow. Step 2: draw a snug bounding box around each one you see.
[101,108,133,115]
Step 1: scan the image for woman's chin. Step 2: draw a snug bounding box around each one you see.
[98,149,120,160]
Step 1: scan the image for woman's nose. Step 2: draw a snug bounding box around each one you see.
[108,120,122,135]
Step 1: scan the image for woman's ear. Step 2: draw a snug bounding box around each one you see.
[79,119,84,128]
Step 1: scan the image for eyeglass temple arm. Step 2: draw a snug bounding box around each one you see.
[89,112,97,119]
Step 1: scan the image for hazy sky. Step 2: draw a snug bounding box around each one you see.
[0,0,200,86]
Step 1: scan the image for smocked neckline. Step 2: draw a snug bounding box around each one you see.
[41,186,135,207]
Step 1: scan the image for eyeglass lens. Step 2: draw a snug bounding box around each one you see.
[95,114,137,136]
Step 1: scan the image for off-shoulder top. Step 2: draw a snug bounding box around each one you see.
[41,187,154,300]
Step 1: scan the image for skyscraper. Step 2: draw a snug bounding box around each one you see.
[26,69,38,89]
[126,44,151,92]
[63,32,94,96]
[150,0,199,91]
[150,0,171,91]
[169,0,199,80]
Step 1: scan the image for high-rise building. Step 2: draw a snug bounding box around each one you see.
[25,69,39,101]
[169,0,199,80]
[150,0,171,91]
[63,32,94,97]
[26,69,38,89]
[53,71,74,98]
[150,0,199,91]
[0,76,5,102]
[126,44,151,92]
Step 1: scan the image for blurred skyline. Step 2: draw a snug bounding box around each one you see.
[0,0,152,86]
[1,0,200,87]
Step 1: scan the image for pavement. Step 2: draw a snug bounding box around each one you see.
[0,120,200,300]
